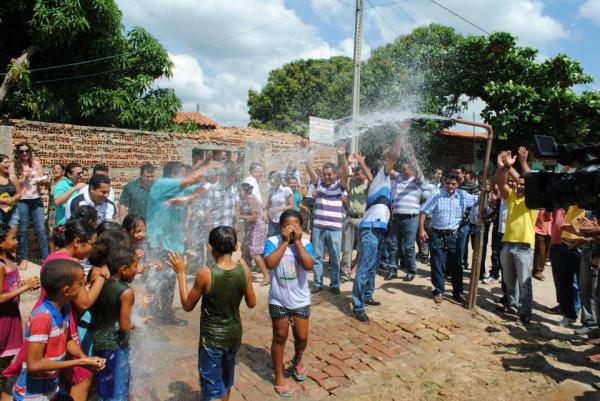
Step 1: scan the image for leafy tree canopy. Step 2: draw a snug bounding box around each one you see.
[0,0,181,131]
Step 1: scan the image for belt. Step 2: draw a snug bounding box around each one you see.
[432,228,457,236]
[347,213,364,219]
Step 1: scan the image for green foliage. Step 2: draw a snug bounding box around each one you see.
[0,0,180,131]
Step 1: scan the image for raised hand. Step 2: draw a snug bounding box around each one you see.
[167,252,188,274]
[518,146,529,163]
[336,144,346,157]
[502,150,517,167]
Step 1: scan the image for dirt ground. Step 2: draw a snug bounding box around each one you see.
[18,253,600,401]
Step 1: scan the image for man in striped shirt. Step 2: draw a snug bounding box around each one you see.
[381,157,424,282]
[307,146,349,294]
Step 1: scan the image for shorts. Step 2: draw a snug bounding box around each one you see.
[96,348,130,401]
[268,304,311,321]
[198,345,239,401]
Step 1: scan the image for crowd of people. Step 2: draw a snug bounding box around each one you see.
[1,134,600,401]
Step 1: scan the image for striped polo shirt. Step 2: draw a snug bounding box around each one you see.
[392,175,422,215]
[313,178,345,231]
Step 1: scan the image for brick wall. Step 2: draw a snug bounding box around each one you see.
[2,119,336,202]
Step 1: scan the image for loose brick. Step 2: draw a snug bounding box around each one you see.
[318,377,341,391]
[323,364,345,377]
[308,369,330,382]
[330,350,353,361]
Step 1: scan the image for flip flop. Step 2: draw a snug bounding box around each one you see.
[589,354,600,363]
[274,384,292,397]
[292,364,306,382]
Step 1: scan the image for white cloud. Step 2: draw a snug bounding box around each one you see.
[580,0,600,26]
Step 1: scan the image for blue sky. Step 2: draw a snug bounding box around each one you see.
[117,0,600,126]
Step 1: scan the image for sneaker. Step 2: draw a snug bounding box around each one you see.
[452,293,466,304]
[558,317,577,328]
[496,305,519,315]
[532,274,545,281]
[340,276,351,284]
[353,310,370,323]
[547,305,562,315]
[329,287,341,295]
[311,287,322,295]
[482,277,499,285]
[403,273,416,282]
[365,298,381,306]
[384,271,398,281]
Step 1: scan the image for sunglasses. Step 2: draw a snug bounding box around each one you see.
[18,149,29,153]
[73,171,84,176]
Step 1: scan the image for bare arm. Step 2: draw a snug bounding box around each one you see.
[518,146,531,174]
[168,253,206,312]
[418,212,428,242]
[292,225,314,270]
[240,259,256,308]
[306,157,318,185]
[337,146,349,188]
[497,151,516,199]
[0,272,39,303]
[54,183,85,206]
[179,161,223,189]
[72,274,106,313]
[27,340,104,373]
[119,289,135,332]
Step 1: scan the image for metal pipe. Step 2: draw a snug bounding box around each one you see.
[451,118,495,310]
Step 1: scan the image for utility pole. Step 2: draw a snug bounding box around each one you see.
[350,0,363,154]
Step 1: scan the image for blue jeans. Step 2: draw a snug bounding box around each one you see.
[501,243,534,318]
[457,223,470,268]
[352,227,386,312]
[552,244,581,319]
[311,226,342,289]
[199,345,238,401]
[429,230,463,296]
[16,198,49,261]
[381,214,419,274]
[96,348,130,401]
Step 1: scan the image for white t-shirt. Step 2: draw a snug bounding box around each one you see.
[268,185,292,223]
[243,175,263,205]
[264,235,314,309]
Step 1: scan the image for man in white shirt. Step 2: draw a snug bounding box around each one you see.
[243,162,265,205]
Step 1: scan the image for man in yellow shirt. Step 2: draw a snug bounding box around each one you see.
[497,150,539,325]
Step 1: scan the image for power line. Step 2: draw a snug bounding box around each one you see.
[428,0,489,35]
[7,66,132,87]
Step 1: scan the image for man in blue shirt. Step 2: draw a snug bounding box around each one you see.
[419,174,478,304]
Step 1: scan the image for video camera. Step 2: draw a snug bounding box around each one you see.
[524,135,600,211]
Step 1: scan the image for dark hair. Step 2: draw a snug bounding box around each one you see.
[208,226,237,255]
[53,163,65,171]
[322,162,338,172]
[52,218,96,249]
[140,163,155,175]
[88,229,130,266]
[73,205,98,226]
[249,162,262,173]
[13,142,33,177]
[453,166,466,174]
[279,209,303,226]
[268,170,281,181]
[163,161,184,178]
[65,162,82,177]
[122,214,145,234]
[445,174,460,182]
[0,223,12,245]
[41,259,82,297]
[96,221,124,236]
[92,164,109,175]
[107,246,136,275]
[240,183,253,194]
[465,170,476,178]
[0,154,9,163]
[89,174,110,189]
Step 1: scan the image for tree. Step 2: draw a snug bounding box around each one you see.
[0,0,180,131]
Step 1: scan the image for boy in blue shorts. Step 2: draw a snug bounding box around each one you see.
[168,226,256,401]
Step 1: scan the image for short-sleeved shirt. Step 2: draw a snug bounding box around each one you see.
[264,235,314,309]
[52,177,78,227]
[347,178,369,216]
[313,178,345,231]
[535,210,553,236]
[206,183,240,228]
[268,185,292,223]
[119,178,151,219]
[421,188,478,230]
[147,178,191,253]
[292,191,302,212]
[66,189,117,223]
[20,161,44,199]
[243,175,263,205]
[501,191,539,247]
[360,167,392,231]
[561,206,586,242]
[392,175,422,215]
[13,300,70,401]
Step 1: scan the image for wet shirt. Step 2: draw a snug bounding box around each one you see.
[360,167,392,231]
[501,191,539,247]
[392,175,422,215]
[421,188,478,230]
[313,178,345,231]
[347,178,369,216]
[119,178,151,219]
[268,185,292,223]
[91,279,130,351]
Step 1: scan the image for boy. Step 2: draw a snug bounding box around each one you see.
[13,259,105,401]
[91,246,138,401]
[168,226,256,401]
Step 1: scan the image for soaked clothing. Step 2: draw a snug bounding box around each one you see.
[200,263,247,349]
[268,304,310,320]
[92,279,130,351]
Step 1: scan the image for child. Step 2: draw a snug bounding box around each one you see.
[263,210,314,397]
[0,224,39,401]
[91,246,138,401]
[122,214,148,273]
[168,226,256,401]
[13,258,105,401]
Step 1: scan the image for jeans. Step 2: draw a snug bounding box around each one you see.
[429,230,463,296]
[96,348,130,401]
[16,198,50,261]
[552,244,581,319]
[457,223,470,268]
[311,226,342,289]
[579,245,597,326]
[381,214,419,275]
[199,345,238,401]
[479,222,491,277]
[340,217,362,279]
[352,227,385,312]
[501,243,534,318]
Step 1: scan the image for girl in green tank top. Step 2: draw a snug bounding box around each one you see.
[168,226,256,401]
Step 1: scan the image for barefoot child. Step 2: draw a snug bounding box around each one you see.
[168,226,256,401]
[0,224,40,401]
[13,259,106,400]
[91,246,138,401]
[263,210,314,397]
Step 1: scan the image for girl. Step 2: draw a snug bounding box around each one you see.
[0,224,39,401]
[0,154,20,228]
[122,214,147,273]
[240,183,269,286]
[263,210,314,397]
[13,142,50,267]
[266,171,293,237]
